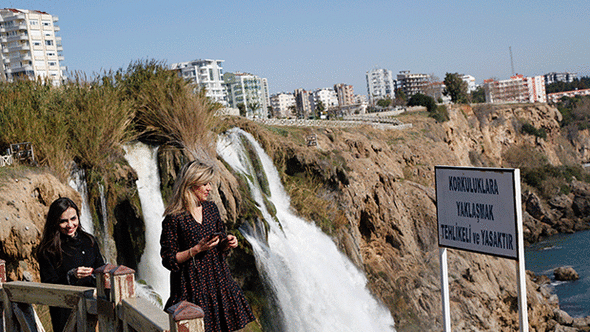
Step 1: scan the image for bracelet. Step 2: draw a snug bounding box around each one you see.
[189,247,194,257]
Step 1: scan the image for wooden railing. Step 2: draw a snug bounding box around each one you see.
[0,259,204,332]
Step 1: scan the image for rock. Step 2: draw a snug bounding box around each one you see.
[554,309,574,326]
[554,324,579,332]
[554,267,580,281]
[573,316,590,328]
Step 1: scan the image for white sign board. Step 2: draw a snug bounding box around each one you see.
[435,166,519,259]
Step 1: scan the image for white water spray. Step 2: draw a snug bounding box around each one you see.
[123,142,169,303]
[217,128,396,332]
[68,166,94,235]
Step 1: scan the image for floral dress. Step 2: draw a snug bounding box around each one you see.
[160,201,255,332]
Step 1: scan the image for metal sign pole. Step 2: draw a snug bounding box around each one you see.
[514,169,529,332]
[439,247,451,332]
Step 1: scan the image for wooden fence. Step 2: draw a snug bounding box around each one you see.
[0,259,204,332]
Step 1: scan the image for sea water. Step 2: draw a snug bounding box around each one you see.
[525,230,590,318]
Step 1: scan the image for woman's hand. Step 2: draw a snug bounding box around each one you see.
[226,234,238,249]
[192,234,221,255]
[70,266,94,279]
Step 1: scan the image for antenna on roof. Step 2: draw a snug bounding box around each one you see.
[509,46,515,76]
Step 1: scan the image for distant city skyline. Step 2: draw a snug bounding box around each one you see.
[4,0,590,95]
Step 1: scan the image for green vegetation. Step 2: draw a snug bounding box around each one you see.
[554,95,590,131]
[545,76,590,94]
[443,72,469,104]
[503,145,590,198]
[521,122,547,140]
[470,86,486,103]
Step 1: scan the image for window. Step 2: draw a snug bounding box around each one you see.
[46,52,56,57]
[29,20,39,26]
[33,41,41,46]
[48,61,57,66]
[45,40,54,46]
[42,21,51,27]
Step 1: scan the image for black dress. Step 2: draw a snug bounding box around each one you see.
[38,232,105,332]
[160,201,255,332]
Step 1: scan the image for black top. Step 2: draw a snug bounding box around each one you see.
[38,232,105,286]
[160,201,255,332]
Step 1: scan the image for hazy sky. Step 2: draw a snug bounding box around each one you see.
[5,0,590,95]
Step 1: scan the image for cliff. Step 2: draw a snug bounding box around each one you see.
[2,103,590,331]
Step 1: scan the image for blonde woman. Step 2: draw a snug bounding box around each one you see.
[160,160,255,332]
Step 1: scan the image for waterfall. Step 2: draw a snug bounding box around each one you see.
[217,128,396,332]
[123,142,169,303]
[68,166,94,235]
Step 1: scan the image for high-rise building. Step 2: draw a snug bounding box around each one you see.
[223,72,270,118]
[294,89,313,119]
[366,67,395,104]
[484,75,546,104]
[334,83,355,106]
[170,59,227,105]
[270,92,295,118]
[0,8,66,85]
[397,70,429,97]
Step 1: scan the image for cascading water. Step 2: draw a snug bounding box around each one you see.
[68,166,94,235]
[123,142,169,303]
[217,128,396,332]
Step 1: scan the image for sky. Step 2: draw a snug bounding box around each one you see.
[5,0,590,95]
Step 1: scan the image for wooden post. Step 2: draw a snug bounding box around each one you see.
[109,266,135,332]
[0,259,16,332]
[95,264,116,332]
[166,301,205,332]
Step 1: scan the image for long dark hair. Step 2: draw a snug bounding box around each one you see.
[37,197,92,265]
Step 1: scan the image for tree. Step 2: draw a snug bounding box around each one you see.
[395,88,407,102]
[314,100,325,118]
[237,103,246,117]
[376,98,392,108]
[471,86,486,103]
[443,72,468,104]
[407,93,436,112]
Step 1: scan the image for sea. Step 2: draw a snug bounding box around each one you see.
[525,230,590,318]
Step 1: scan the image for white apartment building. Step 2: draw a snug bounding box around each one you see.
[366,67,396,104]
[270,92,295,118]
[461,74,477,92]
[223,72,270,119]
[171,59,227,105]
[397,70,429,97]
[0,8,66,85]
[484,74,546,104]
[544,72,577,84]
[312,88,338,112]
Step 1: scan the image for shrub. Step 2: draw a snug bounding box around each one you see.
[521,122,547,140]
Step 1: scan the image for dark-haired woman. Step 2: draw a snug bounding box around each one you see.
[160,160,255,331]
[37,197,105,332]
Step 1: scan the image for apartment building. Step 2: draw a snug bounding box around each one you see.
[397,70,429,97]
[270,92,295,118]
[170,59,227,105]
[462,74,477,92]
[312,88,338,112]
[366,67,395,104]
[484,74,546,104]
[334,83,355,106]
[223,72,270,118]
[294,89,313,119]
[0,8,66,85]
[544,72,577,85]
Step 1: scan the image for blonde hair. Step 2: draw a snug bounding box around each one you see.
[164,160,216,216]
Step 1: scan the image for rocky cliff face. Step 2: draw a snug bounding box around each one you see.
[233,104,590,331]
[1,104,589,332]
